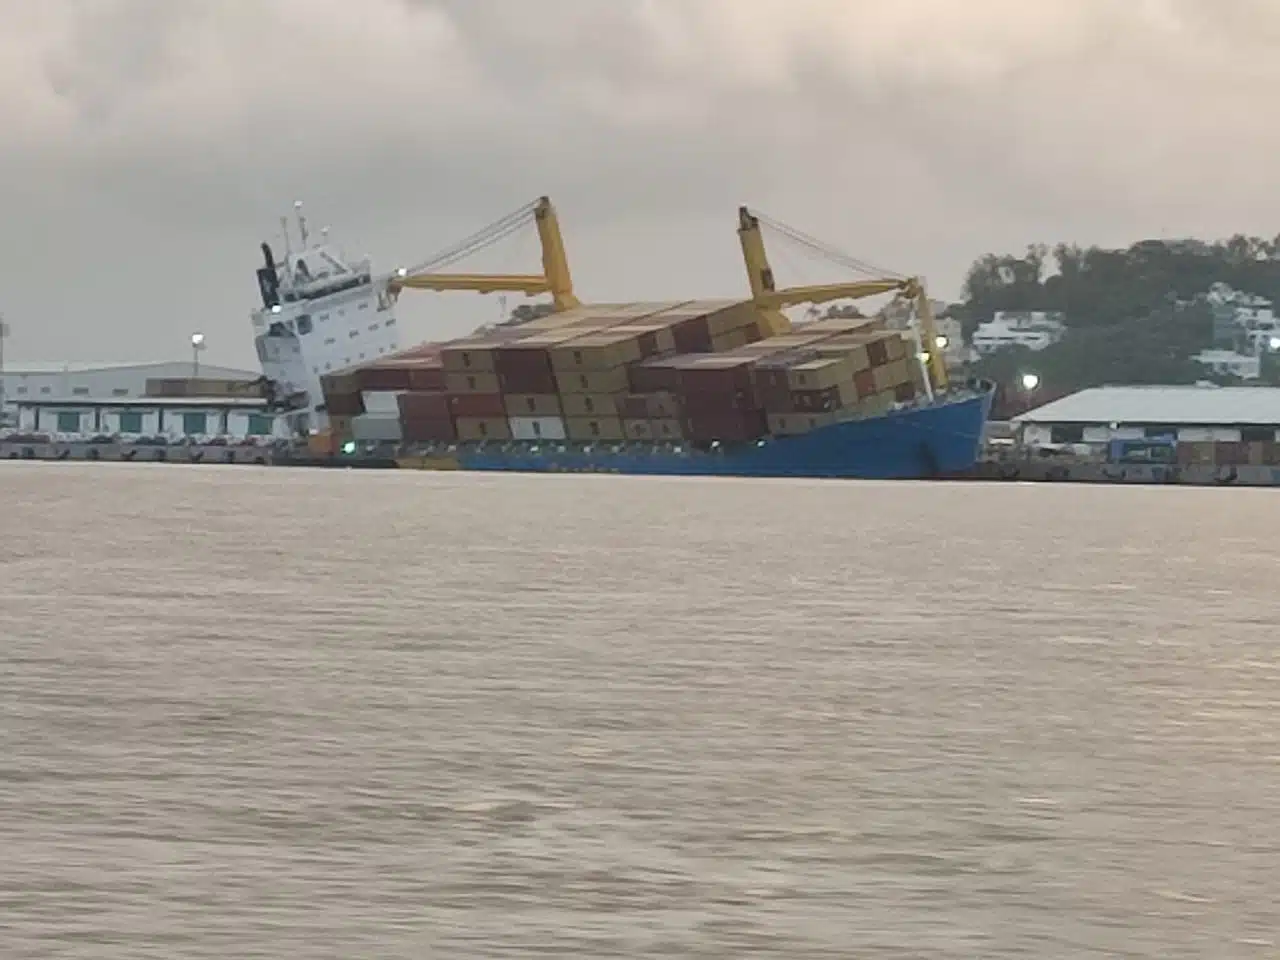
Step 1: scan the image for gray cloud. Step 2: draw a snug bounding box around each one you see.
[2,0,1278,365]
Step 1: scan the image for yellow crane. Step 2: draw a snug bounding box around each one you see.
[387,196,579,311]
[737,207,948,392]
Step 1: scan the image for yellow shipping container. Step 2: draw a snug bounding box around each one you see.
[872,358,912,394]
[444,371,502,395]
[785,356,855,391]
[440,339,505,373]
[565,416,625,442]
[551,330,645,372]
[503,393,562,417]
[556,368,632,395]
[456,416,511,441]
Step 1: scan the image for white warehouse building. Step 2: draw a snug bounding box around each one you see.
[0,361,260,408]
[1014,385,1280,446]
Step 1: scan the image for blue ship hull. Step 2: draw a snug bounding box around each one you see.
[455,383,993,480]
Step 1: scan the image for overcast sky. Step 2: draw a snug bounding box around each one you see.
[4,0,1279,367]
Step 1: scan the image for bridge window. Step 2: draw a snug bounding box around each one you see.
[296,315,313,335]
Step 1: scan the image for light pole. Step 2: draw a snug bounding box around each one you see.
[0,316,8,424]
[191,332,205,377]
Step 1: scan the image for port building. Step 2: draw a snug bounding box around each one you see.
[1,361,260,407]
[1014,385,1280,445]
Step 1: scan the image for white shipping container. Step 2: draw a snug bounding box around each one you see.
[361,390,403,415]
[509,416,567,441]
[351,413,403,442]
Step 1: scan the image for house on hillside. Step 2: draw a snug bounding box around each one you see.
[971,310,1066,355]
[1206,283,1278,352]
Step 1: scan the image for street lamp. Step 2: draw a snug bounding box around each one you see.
[191,332,206,377]
[1020,372,1041,393]
[1269,336,1280,351]
[935,334,949,350]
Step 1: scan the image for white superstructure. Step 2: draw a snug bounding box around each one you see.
[251,203,401,432]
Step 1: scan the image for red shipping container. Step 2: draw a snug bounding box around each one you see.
[499,368,558,395]
[759,383,796,412]
[893,382,917,403]
[673,317,713,353]
[324,391,364,416]
[398,391,451,421]
[494,348,554,379]
[629,361,683,394]
[678,360,755,395]
[867,338,890,367]
[681,389,758,415]
[449,393,507,418]
[637,332,661,357]
[358,366,412,392]
[401,416,457,443]
[685,409,768,443]
[407,365,445,391]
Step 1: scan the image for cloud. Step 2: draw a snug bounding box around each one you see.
[1,0,1278,364]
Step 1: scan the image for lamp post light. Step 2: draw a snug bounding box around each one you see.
[191,332,206,377]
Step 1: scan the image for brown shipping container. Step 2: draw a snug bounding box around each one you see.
[320,370,361,397]
[885,332,908,362]
[785,356,853,391]
[456,416,511,441]
[681,389,758,416]
[401,417,457,443]
[503,393,562,417]
[645,392,681,419]
[358,366,412,393]
[854,368,878,399]
[449,393,507,418]
[710,327,753,353]
[893,381,918,404]
[628,360,684,394]
[565,416,625,442]
[768,411,839,436]
[499,368,558,395]
[685,409,768,443]
[1214,440,1248,465]
[617,395,651,420]
[650,418,684,441]
[398,391,451,421]
[797,316,887,336]
[759,383,797,413]
[1176,440,1215,467]
[329,415,355,440]
[606,325,677,358]
[561,393,624,418]
[705,304,759,337]
[813,341,873,373]
[445,371,502,395]
[866,336,891,367]
[551,331,644,372]
[856,391,896,418]
[678,357,756,395]
[872,359,912,395]
[557,368,632,395]
[672,316,714,353]
[791,386,844,414]
[407,365,446,392]
[623,418,653,441]
[324,391,364,417]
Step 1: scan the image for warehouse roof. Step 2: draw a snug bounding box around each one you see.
[1015,385,1280,426]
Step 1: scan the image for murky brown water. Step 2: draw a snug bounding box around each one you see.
[2,462,1279,957]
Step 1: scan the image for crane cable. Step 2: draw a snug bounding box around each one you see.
[402,199,540,276]
[750,210,905,281]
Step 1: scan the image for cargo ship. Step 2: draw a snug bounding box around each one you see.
[256,199,992,478]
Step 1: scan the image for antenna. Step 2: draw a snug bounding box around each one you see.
[295,200,309,248]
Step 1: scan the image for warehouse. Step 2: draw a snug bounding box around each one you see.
[1014,385,1280,445]
[1,361,259,408]
[11,396,284,442]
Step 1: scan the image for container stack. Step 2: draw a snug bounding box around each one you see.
[320,343,445,445]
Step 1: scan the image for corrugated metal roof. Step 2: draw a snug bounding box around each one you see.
[1014,385,1280,425]
[5,361,258,377]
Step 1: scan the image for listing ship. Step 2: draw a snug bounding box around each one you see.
[256,199,992,479]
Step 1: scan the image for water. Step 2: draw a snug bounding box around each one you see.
[2,462,1279,958]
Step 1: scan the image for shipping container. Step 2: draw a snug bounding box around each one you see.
[710,327,753,352]
[323,390,364,417]
[565,416,625,442]
[650,417,685,441]
[561,392,624,418]
[503,393,563,417]
[607,324,678,357]
[449,393,507,418]
[361,390,402,415]
[623,418,654,440]
[1176,440,1216,466]
[509,416,568,441]
[628,359,685,394]
[320,370,362,398]
[872,359,912,394]
[854,368,878,399]
[677,356,756,395]
[455,416,511,441]
[672,316,714,353]
[617,395,651,420]
[328,415,355,440]
[407,365,446,392]
[550,329,646,372]
[685,409,768,444]
[705,303,759,337]
[785,356,854,391]
[445,371,502,395]
[358,366,412,393]
[645,392,682,419]
[893,381,918,404]
[556,368,631,395]
[498,368,558,395]
[1214,440,1248,465]
[351,413,403,443]
[681,389,759,416]
[812,341,872,372]
[795,316,887,335]
[441,337,511,373]
[759,383,797,413]
[401,416,457,444]
[768,411,839,436]
[397,391,451,421]
[791,386,843,414]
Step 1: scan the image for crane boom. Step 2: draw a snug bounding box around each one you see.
[387,197,579,311]
[736,207,948,391]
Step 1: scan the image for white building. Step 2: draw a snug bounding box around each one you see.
[1,361,259,409]
[1013,385,1280,446]
[972,311,1066,355]
[1192,349,1262,381]
[1207,283,1278,352]
[10,396,285,442]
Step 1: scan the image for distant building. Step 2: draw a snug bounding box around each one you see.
[1193,349,1262,381]
[1,361,260,411]
[972,311,1066,355]
[1206,283,1278,352]
[1013,384,1280,446]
